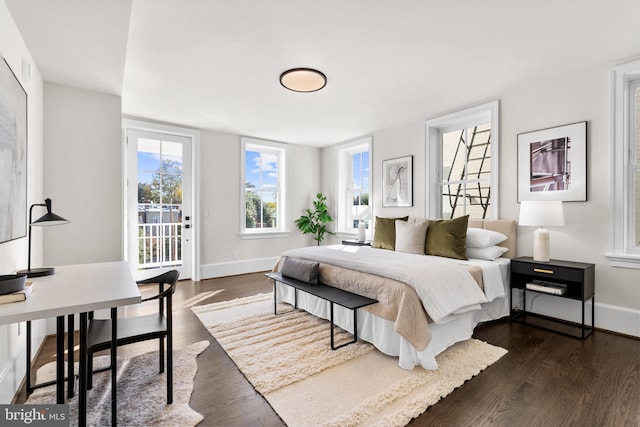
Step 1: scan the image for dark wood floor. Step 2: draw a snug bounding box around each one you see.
[17,272,640,427]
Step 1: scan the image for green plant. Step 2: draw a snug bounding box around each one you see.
[295,193,335,245]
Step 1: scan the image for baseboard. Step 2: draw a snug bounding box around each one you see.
[200,257,279,279]
[595,302,640,338]
[0,320,46,404]
[516,292,640,338]
[0,348,24,404]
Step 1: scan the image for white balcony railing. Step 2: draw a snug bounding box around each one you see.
[138,223,182,270]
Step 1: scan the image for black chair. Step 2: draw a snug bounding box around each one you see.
[86,270,179,403]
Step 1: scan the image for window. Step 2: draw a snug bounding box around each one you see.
[425,101,499,219]
[241,137,287,236]
[608,59,640,268]
[337,138,371,234]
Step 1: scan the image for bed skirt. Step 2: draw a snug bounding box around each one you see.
[275,283,508,370]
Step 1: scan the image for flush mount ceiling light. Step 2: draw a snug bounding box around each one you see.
[279,68,327,93]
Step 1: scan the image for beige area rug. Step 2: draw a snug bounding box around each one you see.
[192,294,507,427]
[26,340,209,426]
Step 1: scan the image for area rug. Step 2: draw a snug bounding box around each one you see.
[26,340,209,426]
[192,294,507,427]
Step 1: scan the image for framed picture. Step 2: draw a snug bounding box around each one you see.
[382,155,413,207]
[517,121,587,202]
[0,58,28,243]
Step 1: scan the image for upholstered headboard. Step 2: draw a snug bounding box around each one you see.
[467,219,517,259]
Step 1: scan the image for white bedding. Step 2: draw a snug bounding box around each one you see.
[274,253,511,370]
[282,245,494,323]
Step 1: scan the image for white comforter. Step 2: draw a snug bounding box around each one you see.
[282,245,504,324]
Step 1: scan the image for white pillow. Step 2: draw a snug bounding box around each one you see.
[467,245,508,261]
[466,227,508,248]
[395,220,428,255]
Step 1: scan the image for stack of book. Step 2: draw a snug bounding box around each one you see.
[0,282,34,304]
[525,280,567,295]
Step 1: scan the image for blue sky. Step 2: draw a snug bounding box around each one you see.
[245,150,278,189]
[138,151,160,185]
[245,150,278,204]
[138,149,182,185]
[352,151,370,192]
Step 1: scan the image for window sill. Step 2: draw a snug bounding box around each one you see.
[335,231,358,238]
[335,231,373,240]
[605,253,640,269]
[239,231,291,240]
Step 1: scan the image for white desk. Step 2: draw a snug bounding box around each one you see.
[0,261,140,426]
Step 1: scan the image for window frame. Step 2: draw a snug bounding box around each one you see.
[425,100,500,219]
[608,59,640,268]
[240,137,289,238]
[336,137,372,235]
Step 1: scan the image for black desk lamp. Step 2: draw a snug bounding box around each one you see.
[17,198,69,278]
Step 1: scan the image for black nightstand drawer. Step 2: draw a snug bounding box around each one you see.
[511,261,584,282]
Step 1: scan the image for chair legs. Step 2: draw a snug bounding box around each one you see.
[87,353,93,390]
[167,296,173,404]
[81,269,178,413]
[86,337,172,402]
[159,337,165,373]
[167,334,172,404]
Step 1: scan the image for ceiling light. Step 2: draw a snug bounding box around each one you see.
[280,68,327,93]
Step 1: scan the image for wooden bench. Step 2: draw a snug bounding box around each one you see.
[265,272,378,350]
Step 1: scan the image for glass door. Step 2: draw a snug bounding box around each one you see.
[126,129,192,280]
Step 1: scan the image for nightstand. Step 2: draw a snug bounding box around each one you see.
[510,257,595,339]
[341,239,371,246]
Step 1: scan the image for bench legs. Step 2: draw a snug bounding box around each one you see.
[273,282,297,315]
[272,279,360,350]
[330,303,359,350]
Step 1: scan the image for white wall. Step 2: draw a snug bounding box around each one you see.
[0,0,46,404]
[199,129,321,277]
[43,82,123,266]
[322,124,426,244]
[0,50,123,402]
[322,60,640,337]
[501,61,639,336]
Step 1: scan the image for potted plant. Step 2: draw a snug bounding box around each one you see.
[295,193,335,245]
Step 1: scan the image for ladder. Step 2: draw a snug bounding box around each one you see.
[443,126,491,218]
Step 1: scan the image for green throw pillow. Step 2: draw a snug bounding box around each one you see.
[372,216,409,250]
[425,215,469,260]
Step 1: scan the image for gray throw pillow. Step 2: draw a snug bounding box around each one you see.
[280,256,320,284]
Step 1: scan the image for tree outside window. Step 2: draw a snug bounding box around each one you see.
[337,138,371,234]
[241,138,287,234]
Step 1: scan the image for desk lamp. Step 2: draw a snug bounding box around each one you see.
[17,198,69,277]
[518,200,564,262]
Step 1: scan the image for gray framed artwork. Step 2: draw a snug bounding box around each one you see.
[0,57,28,243]
[517,121,587,202]
[382,155,413,207]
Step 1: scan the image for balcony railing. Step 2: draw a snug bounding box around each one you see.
[138,223,182,270]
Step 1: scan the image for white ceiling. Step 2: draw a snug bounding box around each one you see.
[6,0,640,146]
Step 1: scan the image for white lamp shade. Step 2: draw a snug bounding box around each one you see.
[518,201,565,227]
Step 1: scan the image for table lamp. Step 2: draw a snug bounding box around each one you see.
[17,198,69,277]
[518,200,564,262]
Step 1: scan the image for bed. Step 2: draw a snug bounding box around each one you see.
[273,218,516,370]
